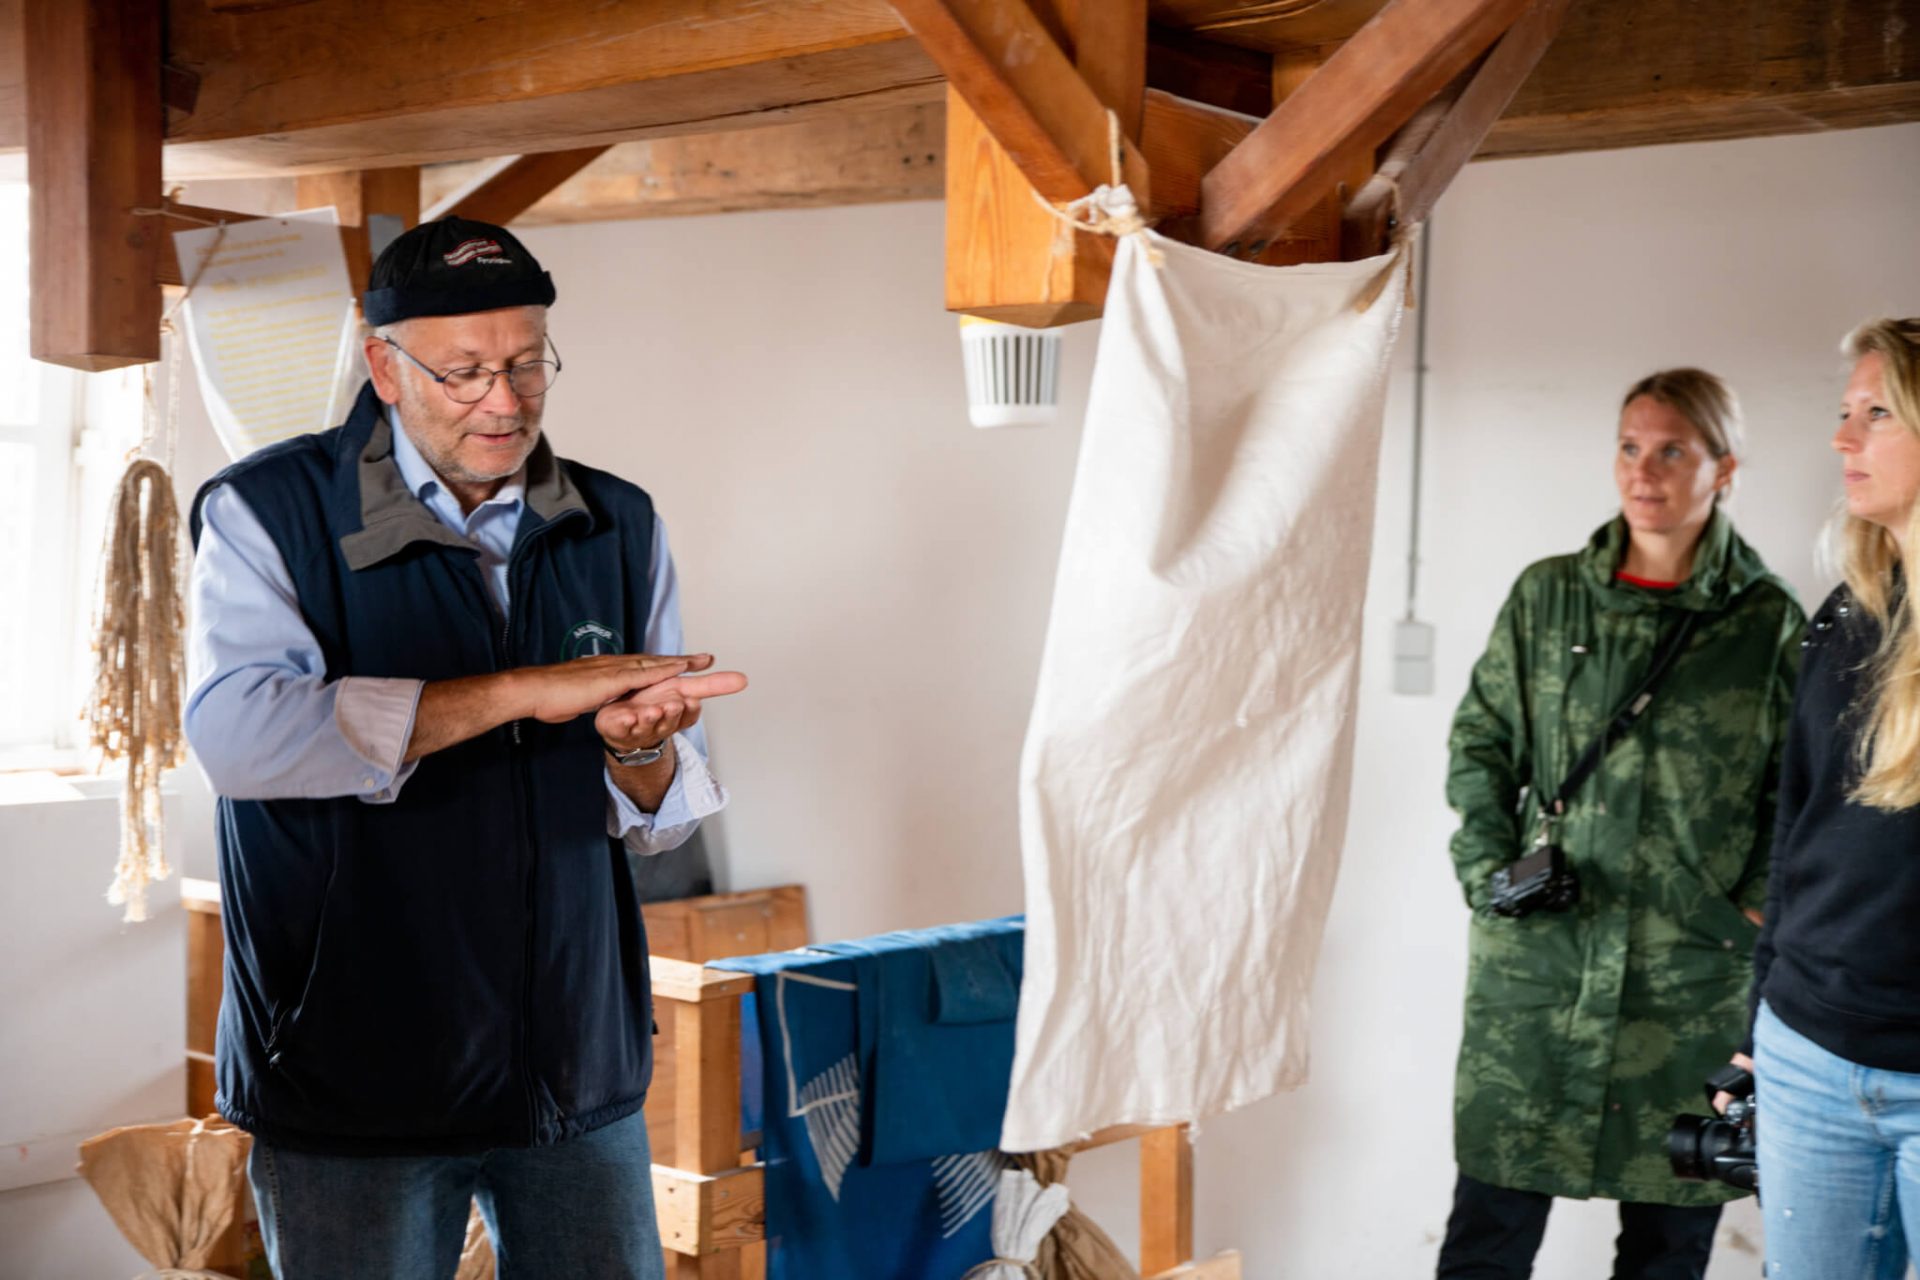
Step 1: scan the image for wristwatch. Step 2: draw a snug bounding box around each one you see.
[605,736,670,767]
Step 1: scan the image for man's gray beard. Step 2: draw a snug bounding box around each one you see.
[401,400,536,486]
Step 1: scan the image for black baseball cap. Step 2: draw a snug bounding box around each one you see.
[362,216,557,327]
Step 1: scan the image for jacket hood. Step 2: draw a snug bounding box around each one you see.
[1579,507,1777,613]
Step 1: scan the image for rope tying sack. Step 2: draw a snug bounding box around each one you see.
[1028,110,1165,271]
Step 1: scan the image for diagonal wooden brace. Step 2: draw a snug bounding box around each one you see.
[1198,0,1534,254]
[1342,0,1574,259]
[424,148,614,226]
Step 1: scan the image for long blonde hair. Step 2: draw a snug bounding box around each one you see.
[1837,317,1920,811]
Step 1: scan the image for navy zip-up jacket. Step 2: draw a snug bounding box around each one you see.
[190,382,661,1155]
[1748,580,1920,1071]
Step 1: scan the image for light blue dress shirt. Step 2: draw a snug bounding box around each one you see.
[184,408,725,856]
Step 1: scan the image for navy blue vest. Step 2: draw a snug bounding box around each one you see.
[191,383,659,1155]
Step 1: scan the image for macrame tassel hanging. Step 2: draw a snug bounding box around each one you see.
[85,337,191,922]
[83,211,222,923]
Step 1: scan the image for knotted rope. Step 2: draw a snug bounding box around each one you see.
[960,1260,1042,1280]
[85,195,226,922]
[1028,110,1165,274]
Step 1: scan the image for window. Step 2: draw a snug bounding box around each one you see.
[0,184,146,764]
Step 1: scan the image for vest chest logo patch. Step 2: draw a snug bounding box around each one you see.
[563,620,624,659]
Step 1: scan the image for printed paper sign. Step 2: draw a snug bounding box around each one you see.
[174,210,360,460]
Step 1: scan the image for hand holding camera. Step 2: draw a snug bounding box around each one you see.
[1669,1062,1758,1191]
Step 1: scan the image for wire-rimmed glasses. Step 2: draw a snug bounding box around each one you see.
[382,335,564,404]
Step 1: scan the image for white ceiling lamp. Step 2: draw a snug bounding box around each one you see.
[959,315,1062,429]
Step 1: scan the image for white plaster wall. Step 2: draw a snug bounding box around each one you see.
[0,785,189,1280]
[5,119,1914,1277]
[514,121,1920,1277]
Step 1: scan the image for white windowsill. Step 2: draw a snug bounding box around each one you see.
[0,768,184,807]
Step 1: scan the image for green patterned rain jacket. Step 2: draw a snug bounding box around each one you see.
[1446,511,1803,1205]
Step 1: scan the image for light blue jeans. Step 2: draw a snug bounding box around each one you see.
[1754,1000,1920,1279]
[247,1108,666,1280]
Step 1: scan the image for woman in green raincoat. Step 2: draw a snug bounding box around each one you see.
[1436,369,1805,1280]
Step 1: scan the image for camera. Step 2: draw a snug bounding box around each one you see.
[1669,1064,1757,1192]
[1487,843,1580,918]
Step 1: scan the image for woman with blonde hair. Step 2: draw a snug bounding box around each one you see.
[1734,317,1920,1277]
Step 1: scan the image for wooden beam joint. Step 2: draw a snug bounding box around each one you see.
[1198,0,1533,253]
[891,0,1149,205]
[1341,0,1572,259]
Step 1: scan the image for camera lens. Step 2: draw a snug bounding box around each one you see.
[1667,1113,1710,1180]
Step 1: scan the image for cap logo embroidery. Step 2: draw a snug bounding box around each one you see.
[443,238,510,267]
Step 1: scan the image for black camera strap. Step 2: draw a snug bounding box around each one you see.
[1543,609,1702,819]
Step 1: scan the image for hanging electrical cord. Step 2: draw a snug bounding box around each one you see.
[1406,218,1433,623]
[1392,220,1437,696]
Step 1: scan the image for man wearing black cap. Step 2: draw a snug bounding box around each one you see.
[184,217,744,1279]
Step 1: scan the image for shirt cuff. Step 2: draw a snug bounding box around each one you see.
[606,732,729,855]
[335,676,424,804]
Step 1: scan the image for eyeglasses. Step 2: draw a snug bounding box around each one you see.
[381,335,564,404]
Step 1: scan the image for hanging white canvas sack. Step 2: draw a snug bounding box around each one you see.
[1002,225,1410,1152]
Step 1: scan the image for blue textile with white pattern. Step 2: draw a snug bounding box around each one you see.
[712,917,1024,1279]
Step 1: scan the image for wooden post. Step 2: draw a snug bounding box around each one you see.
[902,0,1148,325]
[943,88,1112,328]
[653,959,754,1280]
[1141,1124,1195,1275]
[295,167,422,293]
[25,0,163,370]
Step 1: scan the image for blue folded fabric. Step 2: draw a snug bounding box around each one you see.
[812,917,1025,1166]
[712,916,1025,1280]
[928,934,1021,1025]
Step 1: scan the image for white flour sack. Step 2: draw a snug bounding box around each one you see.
[1002,228,1410,1151]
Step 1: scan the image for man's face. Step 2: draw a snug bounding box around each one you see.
[366,306,550,490]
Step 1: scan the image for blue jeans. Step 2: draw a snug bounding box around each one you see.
[247,1108,665,1280]
[1754,1000,1920,1279]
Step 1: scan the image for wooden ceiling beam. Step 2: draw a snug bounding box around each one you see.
[1138,90,1259,224]
[0,0,944,179]
[1198,0,1531,254]
[2,0,1914,180]
[1146,25,1273,119]
[1342,0,1571,259]
[26,0,163,371]
[888,0,1150,204]
[419,108,948,226]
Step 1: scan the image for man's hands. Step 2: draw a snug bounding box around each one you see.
[513,653,715,725]
[594,661,746,755]
[405,653,747,765]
